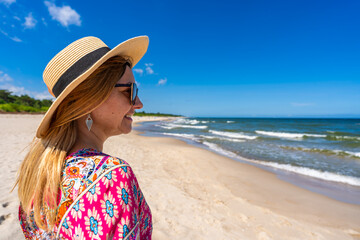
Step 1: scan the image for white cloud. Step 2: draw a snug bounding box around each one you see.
[23,12,37,29]
[1,29,9,36]
[157,78,167,86]
[0,29,22,42]
[0,83,25,95]
[133,68,143,76]
[291,102,314,107]
[13,16,21,21]
[0,71,13,82]
[0,83,54,100]
[0,0,16,6]
[0,72,52,99]
[145,63,154,75]
[33,91,54,100]
[41,17,47,26]
[10,35,21,42]
[44,1,81,27]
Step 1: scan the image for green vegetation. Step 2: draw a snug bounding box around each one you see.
[0,90,52,113]
[134,111,182,117]
[0,89,182,117]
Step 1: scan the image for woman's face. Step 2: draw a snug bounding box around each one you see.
[91,65,143,137]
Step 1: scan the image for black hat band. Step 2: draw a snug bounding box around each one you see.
[52,47,111,97]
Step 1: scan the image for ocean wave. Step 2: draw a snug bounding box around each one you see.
[200,135,245,143]
[202,140,360,186]
[174,118,200,125]
[255,130,326,139]
[209,130,257,140]
[281,146,360,158]
[159,123,208,130]
[226,121,235,123]
[324,131,360,141]
[202,142,238,158]
[162,133,199,141]
[326,135,360,141]
[250,160,360,186]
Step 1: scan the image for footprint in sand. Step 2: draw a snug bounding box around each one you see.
[2,202,9,208]
[0,214,11,225]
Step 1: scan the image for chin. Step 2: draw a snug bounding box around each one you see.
[122,126,132,134]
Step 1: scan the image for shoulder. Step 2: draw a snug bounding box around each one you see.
[62,152,130,181]
[57,155,145,239]
[60,151,132,202]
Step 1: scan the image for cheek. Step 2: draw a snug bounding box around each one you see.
[92,92,131,124]
[107,98,131,120]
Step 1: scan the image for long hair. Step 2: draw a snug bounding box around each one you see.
[16,55,132,230]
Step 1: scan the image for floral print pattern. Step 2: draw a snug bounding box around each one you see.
[100,192,119,228]
[19,148,152,239]
[85,207,104,240]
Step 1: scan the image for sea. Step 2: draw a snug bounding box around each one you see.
[134,117,360,204]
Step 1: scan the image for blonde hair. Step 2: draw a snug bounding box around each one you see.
[16,55,132,230]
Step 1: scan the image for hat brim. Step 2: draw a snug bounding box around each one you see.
[36,36,149,138]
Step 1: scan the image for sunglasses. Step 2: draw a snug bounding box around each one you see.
[114,82,138,105]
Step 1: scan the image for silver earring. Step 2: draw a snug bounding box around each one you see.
[85,114,93,131]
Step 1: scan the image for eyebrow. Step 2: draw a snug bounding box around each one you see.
[116,81,133,85]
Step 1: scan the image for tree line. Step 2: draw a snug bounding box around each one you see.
[0,89,182,117]
[0,89,52,113]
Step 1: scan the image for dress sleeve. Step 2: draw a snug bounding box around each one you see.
[57,165,144,240]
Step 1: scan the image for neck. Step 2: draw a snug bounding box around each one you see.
[69,123,107,154]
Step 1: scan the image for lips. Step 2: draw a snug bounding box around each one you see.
[125,113,134,120]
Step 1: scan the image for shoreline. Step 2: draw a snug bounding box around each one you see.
[136,120,360,205]
[124,124,360,239]
[130,118,360,237]
[1,114,359,239]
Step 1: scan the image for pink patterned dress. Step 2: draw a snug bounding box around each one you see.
[19,148,152,239]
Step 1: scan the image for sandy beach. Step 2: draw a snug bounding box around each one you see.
[0,114,359,240]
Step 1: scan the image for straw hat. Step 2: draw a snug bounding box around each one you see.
[36,36,149,138]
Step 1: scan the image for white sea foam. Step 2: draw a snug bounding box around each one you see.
[255,130,326,139]
[283,146,360,158]
[340,136,360,141]
[201,121,209,123]
[226,121,235,123]
[316,149,360,158]
[173,118,200,125]
[200,135,245,142]
[202,141,238,158]
[249,160,360,186]
[159,123,208,130]
[187,119,200,125]
[324,131,360,141]
[345,151,360,158]
[201,142,360,186]
[162,133,199,141]
[209,130,257,140]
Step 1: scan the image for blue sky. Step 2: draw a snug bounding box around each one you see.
[0,0,359,117]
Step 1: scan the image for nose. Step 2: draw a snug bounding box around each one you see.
[133,96,143,109]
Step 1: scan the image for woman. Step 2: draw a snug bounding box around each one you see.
[16,36,152,239]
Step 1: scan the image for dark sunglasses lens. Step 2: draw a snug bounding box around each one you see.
[132,84,138,104]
